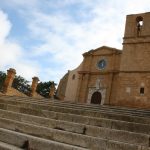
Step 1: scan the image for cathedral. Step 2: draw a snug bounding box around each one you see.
[57,12,150,109]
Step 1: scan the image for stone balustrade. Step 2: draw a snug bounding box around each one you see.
[1,68,55,99]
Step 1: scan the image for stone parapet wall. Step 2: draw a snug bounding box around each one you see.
[1,68,55,99]
[30,92,43,99]
[5,87,28,97]
[0,92,4,95]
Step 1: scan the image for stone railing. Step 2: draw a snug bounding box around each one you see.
[1,68,55,99]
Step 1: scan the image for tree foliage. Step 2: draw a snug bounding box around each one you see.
[0,70,56,98]
[0,72,31,95]
[36,81,56,98]
[12,75,31,95]
[0,71,6,91]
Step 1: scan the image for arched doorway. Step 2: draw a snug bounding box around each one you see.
[91,91,102,104]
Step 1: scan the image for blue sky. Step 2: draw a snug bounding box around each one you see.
[0,0,149,84]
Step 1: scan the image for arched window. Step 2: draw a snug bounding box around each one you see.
[136,16,143,36]
[72,74,75,80]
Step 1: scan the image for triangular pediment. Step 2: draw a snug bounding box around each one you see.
[83,46,122,56]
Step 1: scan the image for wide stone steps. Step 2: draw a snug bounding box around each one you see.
[0,98,150,125]
[0,95,149,149]
[0,105,150,135]
[0,128,87,150]
[0,108,149,147]
[0,95,150,117]
[0,116,149,150]
[0,141,23,150]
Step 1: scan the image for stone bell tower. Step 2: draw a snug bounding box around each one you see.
[113,12,150,108]
[120,12,150,71]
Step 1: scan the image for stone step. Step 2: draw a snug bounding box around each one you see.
[3,96,150,117]
[2,95,150,116]
[0,95,150,149]
[0,117,149,150]
[0,107,150,136]
[0,108,149,146]
[0,96,104,113]
[1,95,150,117]
[0,95,101,108]
[0,99,150,125]
[1,95,148,113]
[0,127,88,150]
[0,108,150,147]
[0,141,23,150]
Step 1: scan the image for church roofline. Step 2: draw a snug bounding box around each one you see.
[127,12,150,17]
[94,45,121,51]
[83,45,122,56]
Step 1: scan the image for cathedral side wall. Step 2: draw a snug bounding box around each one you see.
[64,63,83,102]
[110,73,150,108]
[56,73,69,100]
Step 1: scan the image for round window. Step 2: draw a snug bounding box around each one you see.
[97,59,107,70]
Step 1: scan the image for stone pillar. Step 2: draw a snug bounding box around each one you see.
[3,68,16,94]
[31,77,39,97]
[49,83,56,99]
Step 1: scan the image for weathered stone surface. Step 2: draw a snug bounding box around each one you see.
[0,141,23,150]
[0,95,149,149]
[0,128,87,150]
[57,12,150,109]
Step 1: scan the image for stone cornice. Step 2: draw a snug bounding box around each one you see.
[123,35,150,39]
[120,70,150,73]
[123,41,150,45]
[78,70,119,75]
[78,70,150,75]
[123,36,150,45]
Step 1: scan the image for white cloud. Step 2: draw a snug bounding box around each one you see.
[0,0,150,84]
[12,61,40,81]
[1,0,39,9]
[23,0,150,83]
[0,41,22,65]
[27,7,123,66]
[0,11,11,44]
[27,0,149,82]
[0,10,39,82]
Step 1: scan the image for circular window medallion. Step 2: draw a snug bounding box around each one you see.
[97,59,107,70]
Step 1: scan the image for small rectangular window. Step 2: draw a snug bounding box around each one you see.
[72,74,75,80]
[140,87,144,94]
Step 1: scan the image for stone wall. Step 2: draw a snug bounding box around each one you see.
[56,72,69,100]
[110,73,150,108]
[113,12,150,108]
[64,62,83,102]
[5,87,28,97]
[1,68,47,99]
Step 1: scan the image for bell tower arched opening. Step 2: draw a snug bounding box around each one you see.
[136,16,143,36]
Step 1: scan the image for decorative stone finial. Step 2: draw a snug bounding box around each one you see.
[3,68,16,94]
[30,76,39,97]
[49,83,56,99]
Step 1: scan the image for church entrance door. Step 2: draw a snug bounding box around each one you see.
[91,91,102,104]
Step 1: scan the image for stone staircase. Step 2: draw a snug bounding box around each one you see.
[0,95,149,150]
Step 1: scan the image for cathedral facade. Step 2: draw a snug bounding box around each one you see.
[57,12,150,108]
